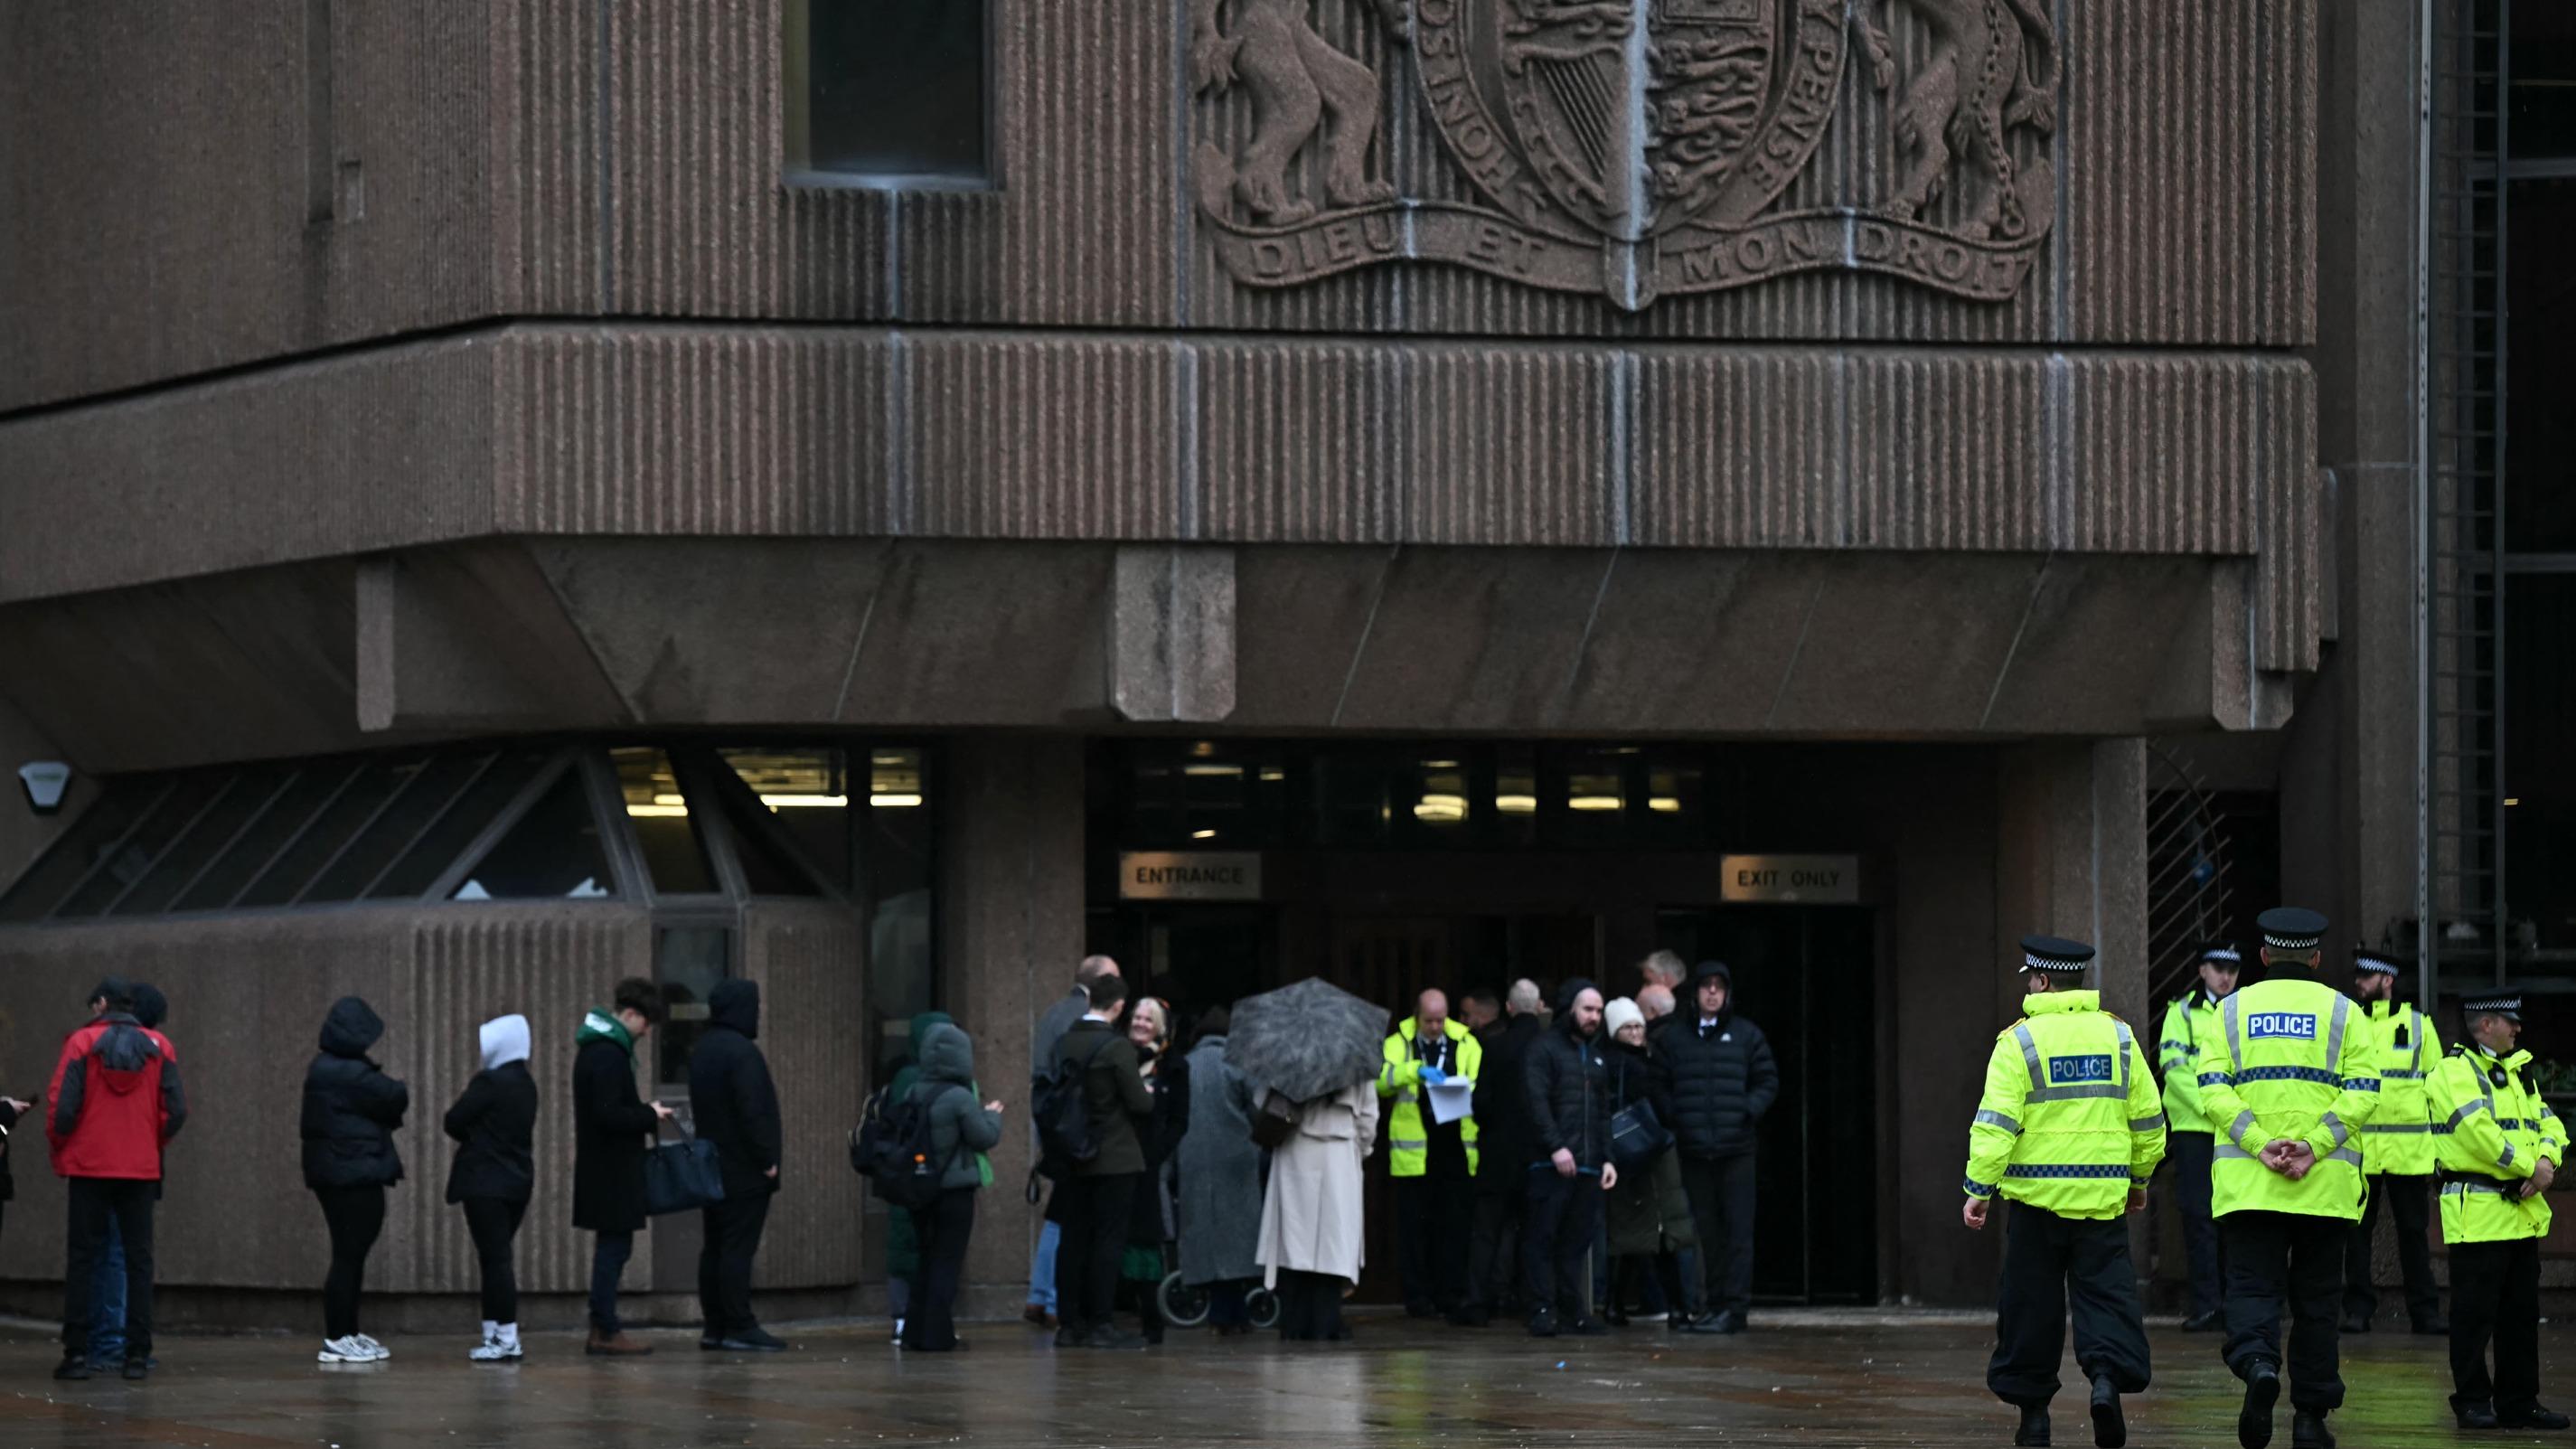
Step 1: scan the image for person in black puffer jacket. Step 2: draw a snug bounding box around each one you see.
[445,1013,537,1363]
[688,979,785,1352]
[1649,960,1777,1333]
[1520,978,1615,1338]
[1460,980,1547,1324]
[300,996,409,1362]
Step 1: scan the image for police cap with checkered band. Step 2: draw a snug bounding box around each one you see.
[2019,935,2095,975]
[2257,906,2329,953]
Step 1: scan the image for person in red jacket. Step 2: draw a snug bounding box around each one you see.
[45,978,185,1382]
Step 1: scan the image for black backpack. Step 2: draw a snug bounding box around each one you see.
[851,1082,962,1210]
[1033,1033,1114,1182]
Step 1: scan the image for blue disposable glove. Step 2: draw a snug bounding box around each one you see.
[1419,1065,1448,1087]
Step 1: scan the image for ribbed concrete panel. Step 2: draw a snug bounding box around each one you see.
[902,334,1183,539]
[491,0,601,314]
[2259,368,2323,673]
[1848,354,2051,552]
[408,910,652,1297]
[1196,341,1398,543]
[0,335,493,604]
[1633,353,1844,549]
[494,327,893,537]
[2069,0,2318,344]
[741,904,868,1289]
[606,0,777,316]
[2069,355,2263,558]
[1401,349,1617,546]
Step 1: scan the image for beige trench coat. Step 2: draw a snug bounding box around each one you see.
[1255,1081,1378,1288]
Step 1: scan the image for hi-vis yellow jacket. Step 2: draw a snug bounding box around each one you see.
[1378,1017,1481,1177]
[1962,992,2167,1219]
[2355,1000,2440,1177]
[2201,978,2381,1220]
[2430,1042,2566,1245]
[2158,991,2224,1134]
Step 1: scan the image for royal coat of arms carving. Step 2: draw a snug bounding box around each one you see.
[1190,0,2061,308]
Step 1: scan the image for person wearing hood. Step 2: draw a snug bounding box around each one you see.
[300,995,409,1365]
[48,977,185,1382]
[445,1013,538,1362]
[690,978,785,1352]
[1521,978,1617,1337]
[573,977,674,1356]
[89,981,169,1372]
[1650,959,1777,1333]
[1176,1008,1264,1334]
[903,1021,1005,1351]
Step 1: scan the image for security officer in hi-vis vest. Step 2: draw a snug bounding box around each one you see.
[2159,941,2242,1331]
[2201,907,2380,1449]
[2339,945,2444,1336]
[2429,990,2571,1432]
[1963,935,2166,1449]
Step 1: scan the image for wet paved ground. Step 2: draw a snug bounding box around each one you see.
[0,1311,2568,1447]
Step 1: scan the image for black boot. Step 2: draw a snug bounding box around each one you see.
[2412,1314,2449,1335]
[2090,1374,2126,1449]
[2014,1404,2051,1447]
[2336,1313,2371,1334]
[2290,1409,2335,1449]
[2502,1401,2574,1431]
[2182,1310,2224,1332]
[2454,1398,2500,1430]
[2238,1360,2280,1449]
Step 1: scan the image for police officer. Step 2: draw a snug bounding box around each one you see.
[2429,991,2571,1432]
[1963,935,2165,1449]
[2201,907,2380,1449]
[2339,946,2444,1336]
[1379,988,1481,1319]
[2159,942,2242,1331]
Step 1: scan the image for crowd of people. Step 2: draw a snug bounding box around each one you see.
[1009,949,1778,1347]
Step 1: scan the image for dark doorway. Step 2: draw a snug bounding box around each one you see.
[1657,905,1877,1304]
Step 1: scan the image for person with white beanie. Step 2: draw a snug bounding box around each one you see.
[443,1014,538,1362]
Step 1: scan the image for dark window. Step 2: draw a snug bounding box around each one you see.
[800,0,988,183]
[112,767,294,917]
[303,752,494,903]
[56,773,231,917]
[654,925,732,1090]
[237,754,427,908]
[174,762,361,912]
[452,771,616,902]
[0,777,166,922]
[368,748,556,899]
[721,748,850,891]
[866,747,937,1068]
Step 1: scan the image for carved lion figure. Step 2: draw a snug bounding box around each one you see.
[1193,0,1410,224]
[1859,0,2059,241]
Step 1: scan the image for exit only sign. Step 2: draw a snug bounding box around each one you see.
[1721,855,1860,904]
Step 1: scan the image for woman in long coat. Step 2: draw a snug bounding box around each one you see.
[1255,1076,1377,1341]
[1176,1010,1263,1332]
[1603,998,1700,1325]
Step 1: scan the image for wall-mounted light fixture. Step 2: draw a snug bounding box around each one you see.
[18,761,71,814]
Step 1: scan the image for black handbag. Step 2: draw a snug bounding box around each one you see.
[643,1124,727,1217]
[1609,1097,1671,1171]
[1249,1089,1301,1151]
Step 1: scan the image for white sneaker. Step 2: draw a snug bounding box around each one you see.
[469,1337,522,1363]
[318,1336,378,1364]
[891,1318,905,1344]
[354,1333,390,1360]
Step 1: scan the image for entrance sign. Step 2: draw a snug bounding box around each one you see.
[1120,852,1264,902]
[1722,854,1859,904]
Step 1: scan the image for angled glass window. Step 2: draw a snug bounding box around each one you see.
[368,748,555,900]
[616,748,718,895]
[0,777,166,922]
[303,751,494,903]
[174,761,360,912]
[722,748,851,890]
[111,766,294,917]
[55,773,230,917]
[236,753,426,908]
[789,0,989,185]
[451,770,616,902]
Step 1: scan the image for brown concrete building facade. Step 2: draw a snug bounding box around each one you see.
[0,0,2436,1323]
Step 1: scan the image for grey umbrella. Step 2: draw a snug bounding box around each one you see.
[1224,977,1390,1104]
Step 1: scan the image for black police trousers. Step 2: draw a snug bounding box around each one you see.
[2449,1237,2542,1412]
[1988,1202,2151,1407]
[2222,1209,2347,1413]
[2167,1131,2223,1317]
[2343,1171,2440,1326]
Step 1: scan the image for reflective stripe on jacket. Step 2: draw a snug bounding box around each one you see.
[1378,1017,1481,1177]
[2430,1042,2564,1245]
[1962,991,2167,1220]
[2159,993,2223,1134]
[2355,1001,2440,1177]
[2200,977,2381,1221]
